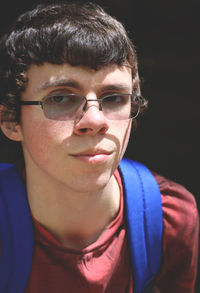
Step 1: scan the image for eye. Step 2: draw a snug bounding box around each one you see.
[47,94,69,104]
[103,94,127,104]
[43,94,85,114]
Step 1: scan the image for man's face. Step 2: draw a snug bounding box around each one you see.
[17,63,133,192]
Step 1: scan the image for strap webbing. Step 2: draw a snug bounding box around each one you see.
[119,159,163,293]
[0,163,34,293]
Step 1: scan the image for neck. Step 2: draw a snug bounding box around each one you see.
[25,165,120,249]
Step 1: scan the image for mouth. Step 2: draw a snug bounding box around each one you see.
[71,149,112,164]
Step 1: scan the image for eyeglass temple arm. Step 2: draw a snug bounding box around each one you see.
[20,101,42,105]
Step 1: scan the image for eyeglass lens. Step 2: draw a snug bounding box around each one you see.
[42,94,139,121]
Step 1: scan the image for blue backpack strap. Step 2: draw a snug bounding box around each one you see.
[119,158,163,293]
[0,163,34,293]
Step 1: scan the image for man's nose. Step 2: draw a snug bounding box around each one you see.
[73,101,109,136]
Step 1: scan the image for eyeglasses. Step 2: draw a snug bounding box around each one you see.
[20,93,141,121]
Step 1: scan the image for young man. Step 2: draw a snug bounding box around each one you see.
[0,2,198,292]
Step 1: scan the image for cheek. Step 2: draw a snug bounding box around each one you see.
[110,120,132,158]
[119,120,132,155]
[20,111,74,164]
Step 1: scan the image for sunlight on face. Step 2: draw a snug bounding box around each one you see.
[19,63,133,193]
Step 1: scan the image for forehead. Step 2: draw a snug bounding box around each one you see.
[22,62,133,98]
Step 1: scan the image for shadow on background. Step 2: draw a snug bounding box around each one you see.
[0,0,199,291]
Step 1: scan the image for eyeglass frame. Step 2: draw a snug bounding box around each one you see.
[20,93,141,121]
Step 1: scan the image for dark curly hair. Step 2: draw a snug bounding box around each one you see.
[0,1,147,123]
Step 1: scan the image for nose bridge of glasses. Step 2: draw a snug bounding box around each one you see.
[83,98,103,112]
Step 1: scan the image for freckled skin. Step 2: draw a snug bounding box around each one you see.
[19,63,133,193]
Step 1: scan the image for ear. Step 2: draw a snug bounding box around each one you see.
[0,121,23,141]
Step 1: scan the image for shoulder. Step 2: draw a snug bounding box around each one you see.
[153,173,199,291]
[153,172,199,238]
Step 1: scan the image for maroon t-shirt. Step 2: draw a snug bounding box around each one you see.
[23,170,199,293]
[25,170,133,293]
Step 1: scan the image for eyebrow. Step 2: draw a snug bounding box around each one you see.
[37,78,82,92]
[100,84,132,92]
[37,78,131,93]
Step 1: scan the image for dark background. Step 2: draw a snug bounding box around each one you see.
[0,0,199,290]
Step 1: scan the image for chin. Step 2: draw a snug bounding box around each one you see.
[69,171,113,194]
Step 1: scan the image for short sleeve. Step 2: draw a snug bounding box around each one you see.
[154,173,199,293]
